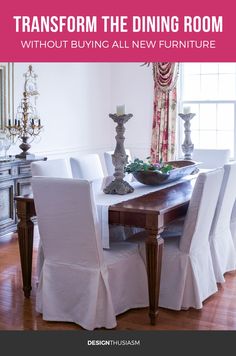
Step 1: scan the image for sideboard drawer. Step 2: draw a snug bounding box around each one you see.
[16,178,32,196]
[0,181,15,228]
[0,168,11,180]
[19,165,32,176]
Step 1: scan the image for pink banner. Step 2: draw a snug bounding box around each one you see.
[0,0,235,62]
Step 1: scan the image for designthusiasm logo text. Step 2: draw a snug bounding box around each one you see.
[87,339,141,346]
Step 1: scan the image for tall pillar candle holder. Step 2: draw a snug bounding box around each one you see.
[103,113,134,195]
[179,112,196,160]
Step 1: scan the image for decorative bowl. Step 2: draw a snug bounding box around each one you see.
[132,160,199,186]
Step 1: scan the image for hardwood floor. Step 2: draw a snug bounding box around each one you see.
[1,230,236,331]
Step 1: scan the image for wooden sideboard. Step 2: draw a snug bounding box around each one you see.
[0,157,46,237]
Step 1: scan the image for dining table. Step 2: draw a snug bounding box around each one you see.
[15,175,196,325]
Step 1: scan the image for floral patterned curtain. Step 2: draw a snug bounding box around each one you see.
[150,62,179,163]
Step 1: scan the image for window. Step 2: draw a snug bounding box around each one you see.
[179,63,236,158]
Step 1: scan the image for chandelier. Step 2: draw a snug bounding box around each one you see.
[6,65,43,159]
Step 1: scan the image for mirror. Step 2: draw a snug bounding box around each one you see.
[0,63,14,130]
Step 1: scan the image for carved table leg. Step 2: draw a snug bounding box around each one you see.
[16,200,35,298]
[145,217,164,325]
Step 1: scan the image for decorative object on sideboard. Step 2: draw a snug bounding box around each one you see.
[179,107,196,160]
[5,65,43,159]
[0,130,12,161]
[103,105,134,195]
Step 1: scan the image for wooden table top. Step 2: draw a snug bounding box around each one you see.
[15,176,196,217]
[109,178,196,215]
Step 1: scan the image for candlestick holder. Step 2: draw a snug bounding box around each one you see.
[103,113,134,195]
[179,112,196,160]
[5,65,43,159]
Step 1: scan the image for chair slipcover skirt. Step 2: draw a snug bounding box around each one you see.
[36,242,148,330]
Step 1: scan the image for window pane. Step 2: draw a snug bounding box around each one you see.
[219,63,236,73]
[218,74,236,99]
[183,75,201,100]
[191,116,200,131]
[191,130,200,147]
[199,131,217,148]
[201,63,218,74]
[217,104,234,131]
[217,131,234,155]
[201,75,218,100]
[199,104,217,130]
[184,63,201,75]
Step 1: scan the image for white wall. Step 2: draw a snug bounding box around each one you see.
[8,62,154,167]
[110,63,153,160]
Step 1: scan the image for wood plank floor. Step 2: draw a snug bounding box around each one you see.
[1,230,236,331]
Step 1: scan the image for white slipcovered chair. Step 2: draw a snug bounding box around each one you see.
[209,162,236,282]
[32,177,148,330]
[159,169,223,310]
[104,149,133,182]
[31,158,72,280]
[163,149,230,238]
[70,154,104,180]
[230,202,236,250]
[31,158,72,178]
[192,149,230,169]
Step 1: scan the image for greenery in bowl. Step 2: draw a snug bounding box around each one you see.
[125,157,174,175]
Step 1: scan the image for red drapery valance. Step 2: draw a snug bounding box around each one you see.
[150,62,179,163]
